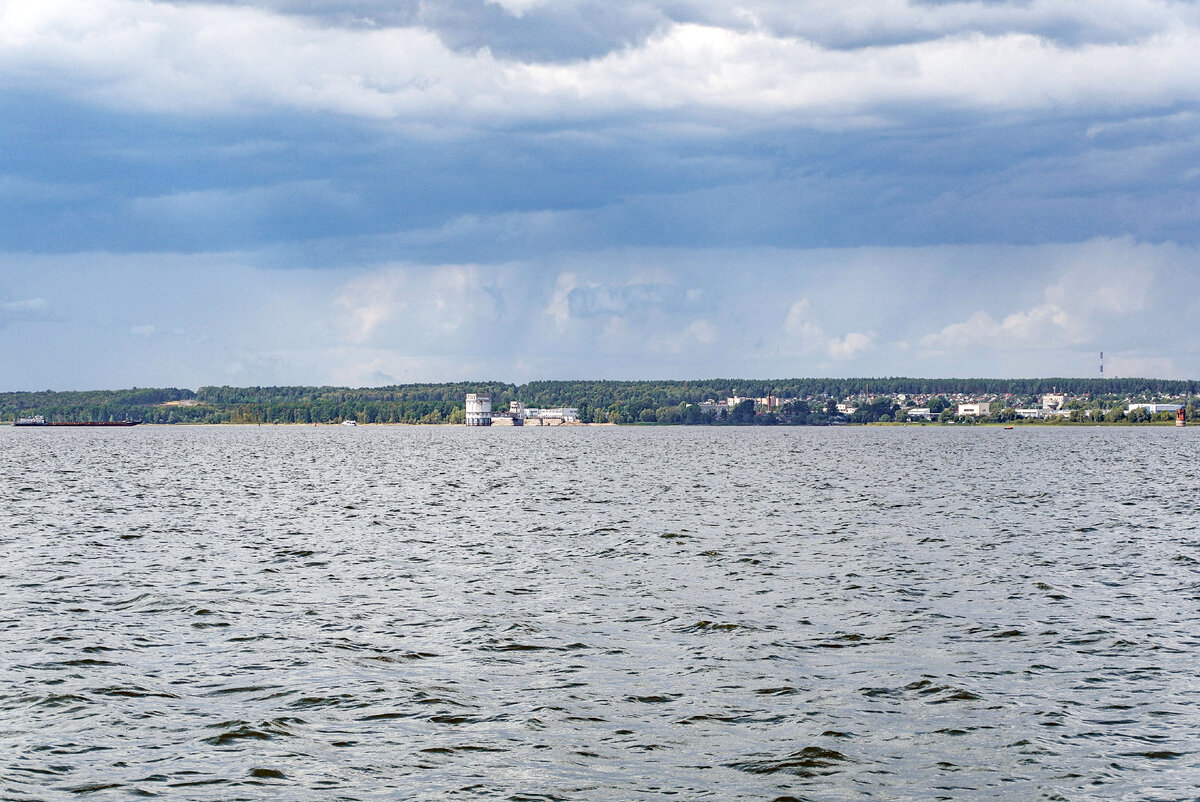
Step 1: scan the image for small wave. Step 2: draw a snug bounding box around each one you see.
[625,694,681,704]
[199,684,284,698]
[360,651,439,662]
[429,714,483,725]
[814,632,890,648]
[419,744,507,754]
[729,746,853,777]
[90,686,178,699]
[288,694,359,709]
[359,711,413,721]
[480,641,550,652]
[678,713,742,724]
[202,717,303,745]
[680,620,767,633]
[65,781,124,794]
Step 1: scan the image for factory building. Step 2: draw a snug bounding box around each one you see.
[490,401,526,426]
[464,394,580,426]
[523,407,579,424]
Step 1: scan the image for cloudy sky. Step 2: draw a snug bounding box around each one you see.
[2,0,1199,389]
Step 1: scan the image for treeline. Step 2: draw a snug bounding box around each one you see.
[522,377,1199,406]
[3,378,1196,425]
[195,382,517,405]
[0,387,196,423]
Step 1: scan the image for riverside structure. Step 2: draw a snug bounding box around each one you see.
[464,396,580,426]
[464,394,491,426]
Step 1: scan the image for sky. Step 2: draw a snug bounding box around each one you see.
[2,0,1199,390]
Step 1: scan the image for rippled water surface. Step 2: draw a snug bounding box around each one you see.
[2,425,1199,800]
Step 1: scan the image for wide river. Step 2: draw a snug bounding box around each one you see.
[2,425,1197,800]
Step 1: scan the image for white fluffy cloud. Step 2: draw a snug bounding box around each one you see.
[334,264,503,343]
[783,298,824,351]
[0,296,50,327]
[3,0,1199,127]
[784,297,874,360]
[1,239,1196,388]
[919,241,1162,351]
[828,331,875,360]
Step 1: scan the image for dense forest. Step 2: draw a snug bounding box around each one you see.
[2,378,1196,425]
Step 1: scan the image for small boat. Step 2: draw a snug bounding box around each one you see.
[1004,425,1014,430]
[341,420,358,426]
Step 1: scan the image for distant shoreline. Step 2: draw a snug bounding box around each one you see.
[4,379,1193,427]
[3,420,1186,428]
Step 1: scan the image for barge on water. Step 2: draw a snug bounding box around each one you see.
[15,415,141,427]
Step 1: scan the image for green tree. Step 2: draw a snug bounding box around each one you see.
[730,399,757,424]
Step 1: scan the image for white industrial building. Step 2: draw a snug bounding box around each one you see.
[1126,403,1184,414]
[523,407,579,423]
[466,396,578,426]
[465,393,492,426]
[957,402,991,416]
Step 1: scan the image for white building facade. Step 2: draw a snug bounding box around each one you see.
[523,407,579,423]
[465,393,492,426]
[957,402,991,416]
[1126,403,1184,414]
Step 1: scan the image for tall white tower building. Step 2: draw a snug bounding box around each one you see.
[465,393,492,426]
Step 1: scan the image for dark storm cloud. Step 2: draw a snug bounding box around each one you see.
[182,0,668,60]
[180,0,1189,59]
[5,86,1198,260]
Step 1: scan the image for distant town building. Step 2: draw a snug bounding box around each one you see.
[1015,408,1064,419]
[523,407,579,424]
[1126,403,1184,414]
[957,402,991,416]
[906,408,933,420]
[465,393,492,426]
[1041,394,1067,411]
